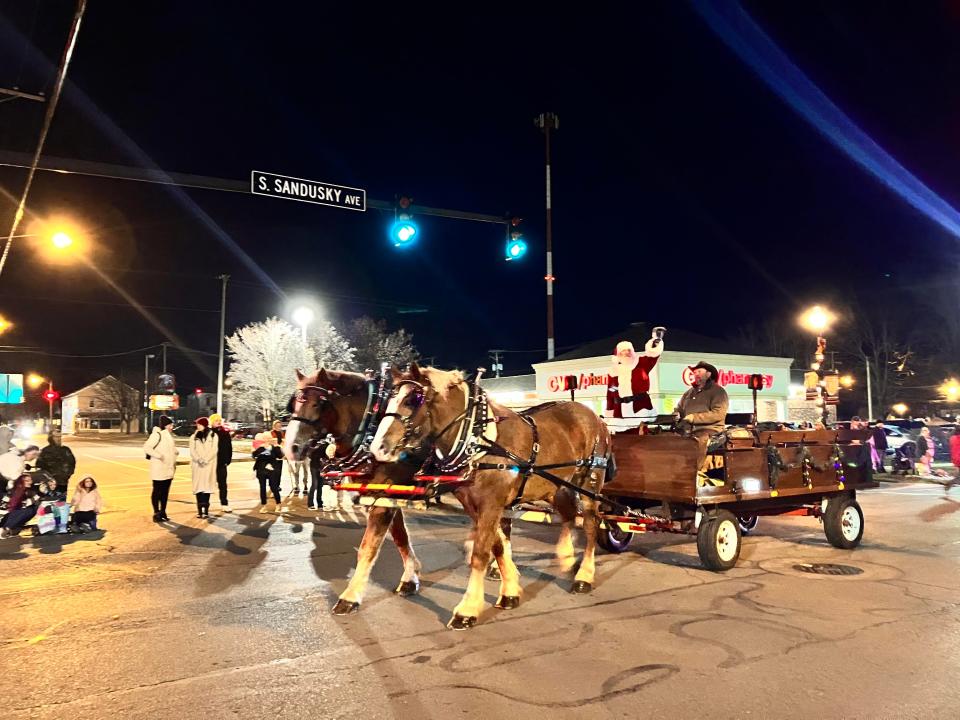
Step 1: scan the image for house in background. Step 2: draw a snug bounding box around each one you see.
[62,375,141,434]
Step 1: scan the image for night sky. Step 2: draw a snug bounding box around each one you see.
[1,1,959,394]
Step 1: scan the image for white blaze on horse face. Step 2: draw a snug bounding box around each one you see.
[371,388,406,461]
[283,419,302,461]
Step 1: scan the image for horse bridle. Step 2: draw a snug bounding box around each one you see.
[289,385,341,428]
[382,380,432,453]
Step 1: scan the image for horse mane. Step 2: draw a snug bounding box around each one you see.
[303,368,368,395]
[421,367,464,398]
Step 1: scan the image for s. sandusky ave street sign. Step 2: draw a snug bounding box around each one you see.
[251,170,366,212]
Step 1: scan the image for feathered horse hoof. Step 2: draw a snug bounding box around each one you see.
[331,598,360,615]
[495,595,520,610]
[569,580,593,594]
[394,580,420,596]
[447,614,478,630]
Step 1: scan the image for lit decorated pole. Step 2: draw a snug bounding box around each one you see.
[799,305,837,427]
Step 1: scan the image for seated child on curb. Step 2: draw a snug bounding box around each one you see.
[71,476,103,531]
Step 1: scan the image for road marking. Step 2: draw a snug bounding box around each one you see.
[26,620,66,645]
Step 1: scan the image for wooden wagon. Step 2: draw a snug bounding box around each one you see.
[596,426,876,570]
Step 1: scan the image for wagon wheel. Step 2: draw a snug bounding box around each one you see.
[596,520,633,554]
[696,509,741,571]
[738,514,759,534]
[822,496,864,549]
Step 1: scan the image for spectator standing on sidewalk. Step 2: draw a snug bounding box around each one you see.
[143,415,177,522]
[189,418,218,519]
[871,422,888,473]
[36,431,76,495]
[253,432,283,513]
[208,413,233,513]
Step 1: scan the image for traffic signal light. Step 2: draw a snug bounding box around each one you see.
[194,387,203,396]
[390,196,418,247]
[505,217,527,261]
[43,389,60,402]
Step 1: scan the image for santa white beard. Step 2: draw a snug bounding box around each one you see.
[616,364,634,400]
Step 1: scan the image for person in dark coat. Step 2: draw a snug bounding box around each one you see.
[253,432,284,513]
[871,422,888,472]
[208,413,233,513]
[36,431,77,494]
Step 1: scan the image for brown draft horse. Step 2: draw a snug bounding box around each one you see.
[371,364,612,629]
[283,369,425,603]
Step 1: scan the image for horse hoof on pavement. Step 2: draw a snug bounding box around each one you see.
[570,581,592,594]
[486,565,502,581]
[447,614,478,630]
[495,595,520,610]
[394,580,420,596]
[331,599,360,615]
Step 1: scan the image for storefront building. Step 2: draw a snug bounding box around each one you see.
[489,324,794,421]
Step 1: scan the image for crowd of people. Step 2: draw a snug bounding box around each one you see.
[0,426,103,539]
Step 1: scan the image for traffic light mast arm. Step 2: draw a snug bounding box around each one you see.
[0,151,511,227]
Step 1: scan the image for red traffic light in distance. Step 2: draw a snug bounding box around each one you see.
[194,387,203,395]
[43,390,60,402]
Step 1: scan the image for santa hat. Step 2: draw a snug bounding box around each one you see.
[615,341,635,354]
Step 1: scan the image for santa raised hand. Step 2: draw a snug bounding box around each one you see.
[606,327,665,420]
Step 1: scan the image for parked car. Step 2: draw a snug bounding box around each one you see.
[171,421,196,437]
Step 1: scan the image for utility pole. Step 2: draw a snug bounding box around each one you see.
[0,0,87,280]
[161,341,168,372]
[489,350,504,378]
[216,274,229,416]
[144,353,155,432]
[866,358,874,422]
[535,112,559,359]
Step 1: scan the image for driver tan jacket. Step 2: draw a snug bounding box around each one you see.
[676,380,729,433]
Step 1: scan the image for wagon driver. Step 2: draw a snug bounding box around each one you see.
[675,361,729,447]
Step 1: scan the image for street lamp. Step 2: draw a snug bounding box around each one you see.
[51,231,74,249]
[292,305,315,343]
[939,378,960,402]
[29,374,58,431]
[840,375,855,389]
[892,402,909,417]
[0,314,11,336]
[798,305,836,427]
[144,353,156,433]
[27,373,45,389]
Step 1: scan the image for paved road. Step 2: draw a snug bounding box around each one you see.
[2,438,959,719]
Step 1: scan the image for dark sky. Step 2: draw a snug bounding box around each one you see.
[1,1,959,393]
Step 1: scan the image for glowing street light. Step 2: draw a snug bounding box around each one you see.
[0,314,12,336]
[798,305,836,335]
[27,373,46,389]
[291,305,315,343]
[839,375,855,389]
[892,403,909,417]
[51,231,74,249]
[940,378,960,402]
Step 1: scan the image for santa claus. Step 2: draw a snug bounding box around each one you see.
[606,327,665,421]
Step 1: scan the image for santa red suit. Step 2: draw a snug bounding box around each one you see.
[606,333,664,419]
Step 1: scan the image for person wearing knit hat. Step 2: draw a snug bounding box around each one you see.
[189,417,218,519]
[144,415,177,521]
[208,413,233,513]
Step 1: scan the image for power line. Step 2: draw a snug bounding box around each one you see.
[0,293,220,314]
[0,343,218,358]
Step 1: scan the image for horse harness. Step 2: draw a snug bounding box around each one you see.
[389,371,622,512]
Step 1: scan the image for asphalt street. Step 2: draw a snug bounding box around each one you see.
[1,437,959,720]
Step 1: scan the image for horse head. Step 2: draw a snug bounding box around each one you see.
[371,363,467,462]
[283,368,371,462]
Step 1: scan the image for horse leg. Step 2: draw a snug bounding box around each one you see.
[332,506,395,614]
[493,524,521,609]
[554,488,578,573]
[486,516,511,580]
[389,508,422,596]
[449,503,502,630]
[571,495,598,594]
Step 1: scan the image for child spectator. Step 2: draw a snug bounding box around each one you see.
[253,432,283,513]
[0,474,41,538]
[71,476,103,532]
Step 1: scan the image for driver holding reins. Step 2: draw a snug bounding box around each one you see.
[675,361,729,443]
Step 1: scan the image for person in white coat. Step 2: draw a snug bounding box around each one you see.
[189,417,218,519]
[143,415,178,522]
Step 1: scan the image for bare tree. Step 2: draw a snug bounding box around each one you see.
[346,317,419,371]
[92,375,141,434]
[735,317,807,365]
